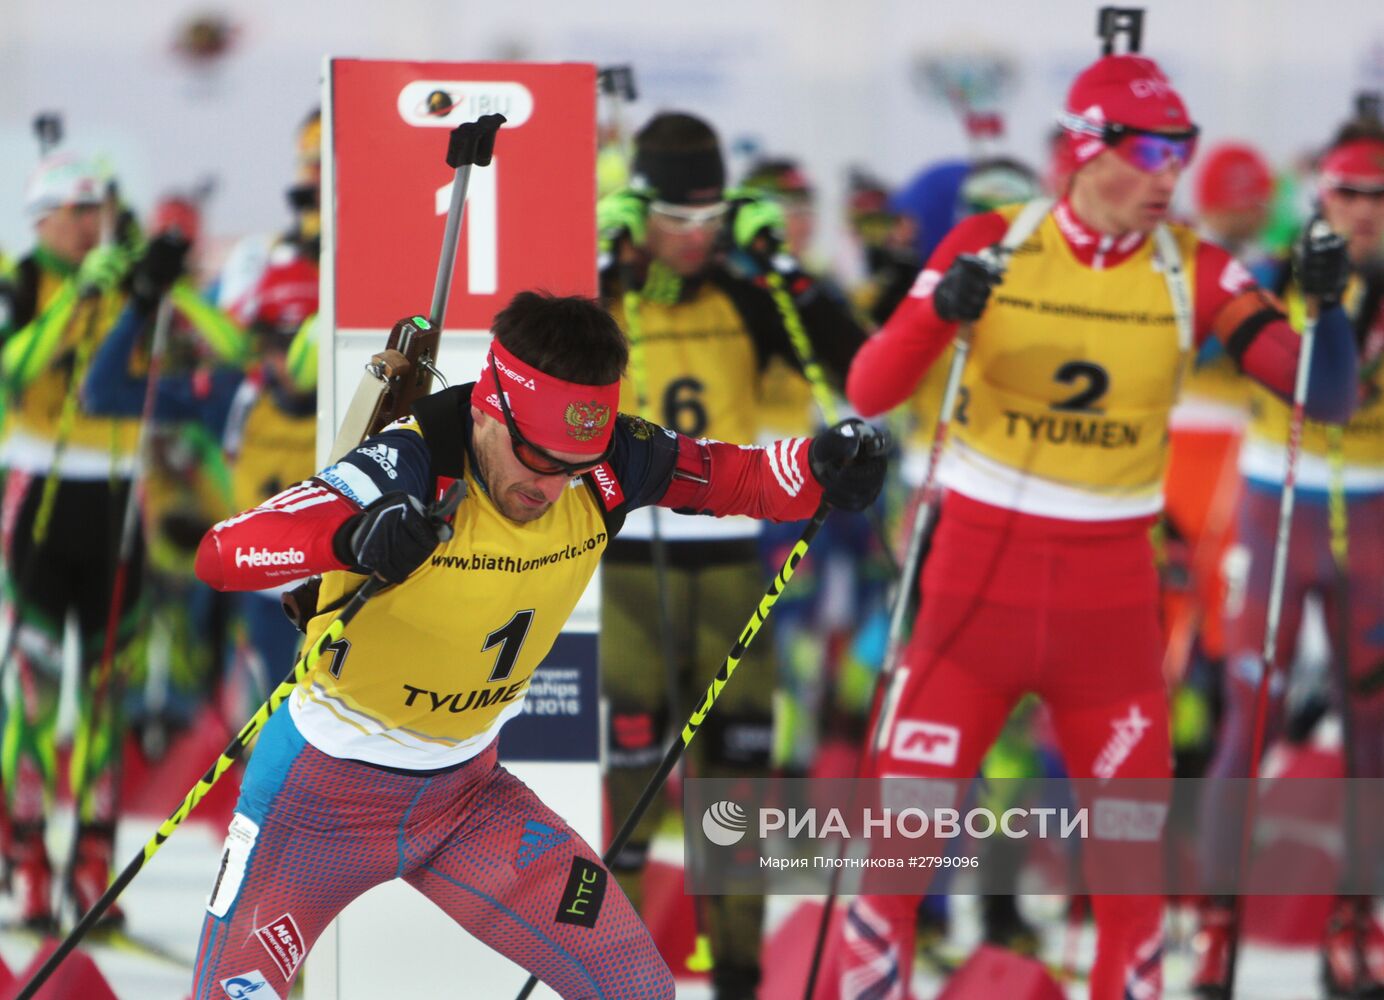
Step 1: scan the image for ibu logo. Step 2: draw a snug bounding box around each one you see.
[702,800,748,846]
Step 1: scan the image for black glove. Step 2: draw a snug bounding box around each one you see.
[1294,217,1350,306]
[334,492,451,584]
[808,419,892,512]
[130,232,191,311]
[933,252,1003,323]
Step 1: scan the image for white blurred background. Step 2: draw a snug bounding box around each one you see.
[2,0,1383,263]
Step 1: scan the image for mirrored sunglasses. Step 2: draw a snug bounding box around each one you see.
[1112,130,1199,173]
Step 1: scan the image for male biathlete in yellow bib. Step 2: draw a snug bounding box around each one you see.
[0,152,159,930]
[188,291,887,999]
[1194,115,1384,999]
[821,52,1359,1000]
[596,111,869,996]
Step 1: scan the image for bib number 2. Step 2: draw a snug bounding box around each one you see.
[1051,361,1110,413]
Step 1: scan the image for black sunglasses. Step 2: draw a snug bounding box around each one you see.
[488,353,613,477]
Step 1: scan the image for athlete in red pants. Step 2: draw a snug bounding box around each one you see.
[823,52,1358,1000]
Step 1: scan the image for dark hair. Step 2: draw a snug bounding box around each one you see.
[635,112,720,157]
[491,291,628,385]
[1327,94,1384,151]
[632,112,726,204]
[1328,116,1384,150]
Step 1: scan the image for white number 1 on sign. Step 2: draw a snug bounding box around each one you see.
[434,156,498,295]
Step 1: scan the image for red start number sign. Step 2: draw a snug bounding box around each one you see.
[327,59,596,332]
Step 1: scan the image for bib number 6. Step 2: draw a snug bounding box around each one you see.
[662,377,709,437]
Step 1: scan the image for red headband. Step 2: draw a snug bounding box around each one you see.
[1320,138,1384,193]
[475,340,620,458]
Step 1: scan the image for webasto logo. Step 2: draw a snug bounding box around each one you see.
[235,547,306,569]
[701,801,747,846]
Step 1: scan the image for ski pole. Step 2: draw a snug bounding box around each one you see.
[762,271,844,428]
[329,114,502,461]
[1323,425,1367,986]
[33,113,62,158]
[799,321,974,1000]
[13,484,463,1000]
[597,66,638,161]
[1224,261,1324,997]
[761,269,900,580]
[515,501,835,1000]
[64,293,176,921]
[620,290,716,972]
[429,113,504,330]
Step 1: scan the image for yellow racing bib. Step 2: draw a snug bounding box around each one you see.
[1246,277,1384,470]
[613,283,760,444]
[953,209,1198,500]
[230,391,318,513]
[7,268,139,456]
[295,448,609,767]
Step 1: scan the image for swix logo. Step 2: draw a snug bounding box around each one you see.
[890,720,960,766]
[1130,77,1176,100]
[358,442,399,480]
[255,913,306,981]
[1092,705,1153,780]
[591,464,622,507]
[234,547,306,569]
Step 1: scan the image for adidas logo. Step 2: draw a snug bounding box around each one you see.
[360,443,399,480]
[515,819,569,869]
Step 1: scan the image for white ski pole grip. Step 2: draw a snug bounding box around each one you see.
[429,113,506,331]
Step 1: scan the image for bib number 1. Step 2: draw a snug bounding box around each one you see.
[483,609,535,683]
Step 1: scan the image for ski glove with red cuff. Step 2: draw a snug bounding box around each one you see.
[334,492,452,584]
[808,419,892,511]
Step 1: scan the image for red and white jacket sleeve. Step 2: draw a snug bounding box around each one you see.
[846,212,1008,417]
[194,480,358,591]
[656,434,824,522]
